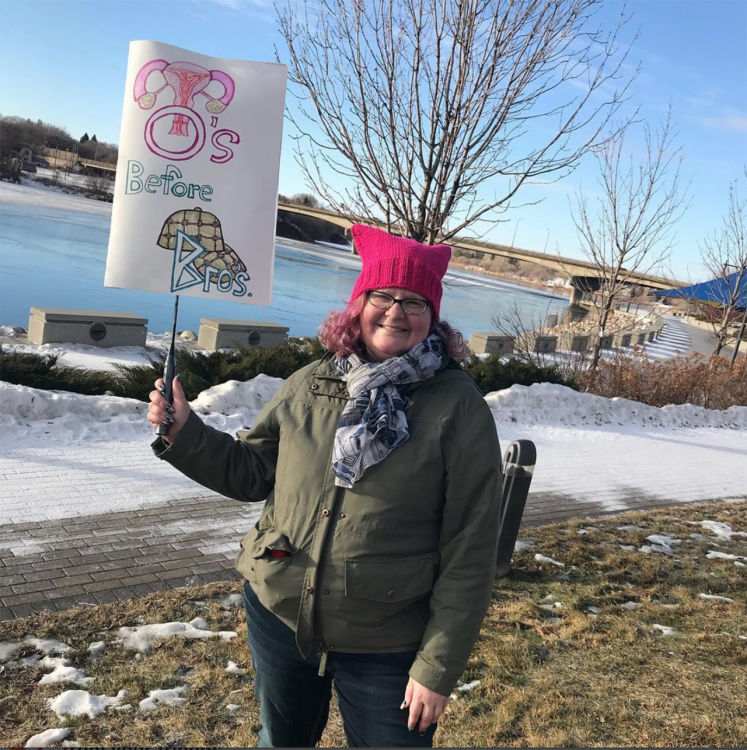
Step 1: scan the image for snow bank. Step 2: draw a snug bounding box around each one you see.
[190,375,284,435]
[0,382,148,448]
[486,383,747,430]
[3,362,746,453]
[0,375,283,448]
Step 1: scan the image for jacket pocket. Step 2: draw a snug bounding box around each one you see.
[251,529,294,559]
[344,556,435,603]
[237,526,293,586]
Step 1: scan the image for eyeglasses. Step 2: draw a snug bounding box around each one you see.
[366,290,429,315]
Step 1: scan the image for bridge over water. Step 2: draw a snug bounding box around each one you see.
[278,202,682,304]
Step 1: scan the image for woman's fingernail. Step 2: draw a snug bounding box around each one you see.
[400,700,407,709]
[176,373,181,382]
[408,727,414,733]
[166,406,174,413]
[167,416,174,422]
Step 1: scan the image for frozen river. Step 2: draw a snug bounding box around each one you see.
[0,181,568,338]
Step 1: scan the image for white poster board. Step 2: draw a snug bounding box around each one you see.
[105,40,287,305]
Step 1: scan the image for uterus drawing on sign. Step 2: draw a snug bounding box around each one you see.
[134,60,238,161]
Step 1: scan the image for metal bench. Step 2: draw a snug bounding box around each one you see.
[495,440,537,578]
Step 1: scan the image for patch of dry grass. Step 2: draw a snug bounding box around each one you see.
[1,501,745,748]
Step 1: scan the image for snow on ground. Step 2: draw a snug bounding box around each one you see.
[0,637,72,662]
[699,594,734,603]
[1,332,191,372]
[139,686,188,713]
[694,521,747,540]
[0,179,112,217]
[486,383,747,430]
[24,728,71,748]
[36,656,92,686]
[1,372,746,526]
[113,619,238,652]
[652,624,678,636]
[49,689,127,719]
[534,554,565,567]
[0,374,283,449]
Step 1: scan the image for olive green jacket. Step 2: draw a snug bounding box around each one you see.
[154,354,502,695]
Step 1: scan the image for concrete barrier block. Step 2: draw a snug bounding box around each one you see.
[520,333,557,354]
[469,332,515,355]
[613,331,633,348]
[558,332,590,352]
[27,307,147,347]
[198,318,289,350]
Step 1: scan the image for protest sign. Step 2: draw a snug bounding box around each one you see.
[105,40,287,305]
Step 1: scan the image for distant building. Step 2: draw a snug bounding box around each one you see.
[71,159,116,180]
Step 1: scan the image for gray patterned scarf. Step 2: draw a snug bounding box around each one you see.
[332,333,444,488]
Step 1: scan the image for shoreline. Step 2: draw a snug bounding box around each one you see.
[448,259,571,298]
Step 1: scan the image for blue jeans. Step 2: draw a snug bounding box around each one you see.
[243,582,437,748]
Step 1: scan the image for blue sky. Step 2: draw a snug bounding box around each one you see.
[1,0,745,279]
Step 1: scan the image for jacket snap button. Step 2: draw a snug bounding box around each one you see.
[329,645,335,650]
[339,513,346,519]
[322,509,330,517]
[306,586,314,594]
[311,383,319,390]
[387,590,395,598]
[324,589,330,595]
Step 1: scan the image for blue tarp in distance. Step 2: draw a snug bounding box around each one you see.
[653,270,747,310]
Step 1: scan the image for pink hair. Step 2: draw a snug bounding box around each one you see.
[318,293,469,360]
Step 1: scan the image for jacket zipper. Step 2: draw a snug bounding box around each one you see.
[314,483,345,677]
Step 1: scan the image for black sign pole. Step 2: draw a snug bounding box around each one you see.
[156,294,180,437]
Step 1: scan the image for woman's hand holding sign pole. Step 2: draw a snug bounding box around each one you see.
[148,375,190,444]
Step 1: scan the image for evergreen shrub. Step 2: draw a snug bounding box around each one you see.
[0,340,328,401]
[461,353,574,395]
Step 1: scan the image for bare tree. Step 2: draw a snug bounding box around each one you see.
[699,175,747,361]
[569,109,688,369]
[277,0,639,244]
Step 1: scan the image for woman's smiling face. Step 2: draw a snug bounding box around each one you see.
[359,287,432,361]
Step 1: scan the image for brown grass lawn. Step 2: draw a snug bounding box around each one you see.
[1,500,746,748]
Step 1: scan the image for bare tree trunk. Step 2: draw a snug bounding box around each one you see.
[730,309,747,365]
[699,176,747,361]
[278,0,639,242]
[569,108,689,371]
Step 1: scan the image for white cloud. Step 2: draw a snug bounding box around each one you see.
[188,0,273,10]
[698,115,747,132]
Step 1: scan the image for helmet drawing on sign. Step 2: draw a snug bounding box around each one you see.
[157,207,246,278]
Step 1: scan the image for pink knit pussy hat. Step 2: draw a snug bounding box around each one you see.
[349,224,451,318]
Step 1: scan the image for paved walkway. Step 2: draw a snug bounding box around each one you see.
[0,486,718,622]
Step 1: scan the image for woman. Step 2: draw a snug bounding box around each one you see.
[149,223,502,748]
